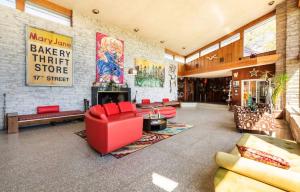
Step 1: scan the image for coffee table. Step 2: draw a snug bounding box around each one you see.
[143,114,167,131]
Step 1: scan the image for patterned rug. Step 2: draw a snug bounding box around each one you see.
[75,122,193,159]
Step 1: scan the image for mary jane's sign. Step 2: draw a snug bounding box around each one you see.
[26,26,73,86]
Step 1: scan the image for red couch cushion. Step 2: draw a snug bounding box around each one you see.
[37,105,59,114]
[162,98,170,103]
[107,112,136,122]
[103,103,120,116]
[118,101,135,113]
[89,105,108,121]
[142,99,150,104]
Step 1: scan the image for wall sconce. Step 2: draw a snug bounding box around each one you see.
[128,68,137,75]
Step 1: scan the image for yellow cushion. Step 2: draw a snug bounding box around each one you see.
[216,152,300,192]
[214,168,285,192]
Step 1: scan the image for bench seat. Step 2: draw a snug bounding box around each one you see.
[18,110,83,122]
[7,110,84,134]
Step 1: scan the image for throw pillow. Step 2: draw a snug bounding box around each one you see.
[103,103,120,116]
[89,105,108,121]
[236,145,290,169]
[118,101,134,112]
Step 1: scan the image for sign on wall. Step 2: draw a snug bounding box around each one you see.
[135,58,165,87]
[96,32,124,84]
[26,26,73,86]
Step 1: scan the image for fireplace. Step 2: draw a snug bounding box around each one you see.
[91,87,131,106]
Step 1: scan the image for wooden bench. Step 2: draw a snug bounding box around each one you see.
[6,106,84,134]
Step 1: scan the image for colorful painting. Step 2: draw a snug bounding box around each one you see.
[96,33,124,84]
[135,58,165,87]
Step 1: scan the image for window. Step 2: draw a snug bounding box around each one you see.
[221,33,240,47]
[174,56,185,63]
[25,2,71,26]
[0,0,15,8]
[200,43,219,56]
[186,52,199,63]
[244,16,276,56]
[164,53,174,61]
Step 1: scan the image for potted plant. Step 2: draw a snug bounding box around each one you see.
[271,73,289,119]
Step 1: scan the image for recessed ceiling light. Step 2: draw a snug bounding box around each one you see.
[182,47,186,50]
[92,9,100,14]
[133,28,139,32]
[268,1,275,6]
[160,40,165,44]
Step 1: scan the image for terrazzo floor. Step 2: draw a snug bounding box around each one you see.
[0,105,292,192]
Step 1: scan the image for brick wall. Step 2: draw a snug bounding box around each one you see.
[276,0,300,110]
[286,0,300,108]
[276,2,287,74]
[0,6,177,130]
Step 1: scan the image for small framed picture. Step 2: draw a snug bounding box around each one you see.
[233,81,239,88]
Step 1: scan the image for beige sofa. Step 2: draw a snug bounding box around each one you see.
[214,134,300,192]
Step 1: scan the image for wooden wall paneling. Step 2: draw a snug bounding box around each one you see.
[184,78,188,101]
[186,10,275,58]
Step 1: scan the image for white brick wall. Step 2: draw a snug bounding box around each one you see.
[276,0,300,111]
[286,0,300,108]
[0,6,177,129]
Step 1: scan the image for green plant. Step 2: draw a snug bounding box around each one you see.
[271,73,289,108]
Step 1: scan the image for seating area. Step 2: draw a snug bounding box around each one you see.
[1,0,300,191]
[234,104,275,136]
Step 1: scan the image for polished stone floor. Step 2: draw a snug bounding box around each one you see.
[0,106,292,192]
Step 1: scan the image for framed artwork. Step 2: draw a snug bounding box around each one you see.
[26,26,73,86]
[96,32,124,84]
[135,58,165,87]
[233,81,240,88]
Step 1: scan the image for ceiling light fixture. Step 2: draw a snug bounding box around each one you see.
[160,40,165,44]
[133,28,139,32]
[182,47,186,50]
[92,9,100,14]
[268,1,275,6]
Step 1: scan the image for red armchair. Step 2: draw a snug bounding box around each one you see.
[85,102,143,155]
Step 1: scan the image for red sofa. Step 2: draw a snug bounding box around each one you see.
[85,102,143,155]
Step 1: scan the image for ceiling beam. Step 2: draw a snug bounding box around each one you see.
[165,48,184,58]
[28,0,72,17]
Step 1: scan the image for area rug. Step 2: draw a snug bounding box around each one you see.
[75,122,193,159]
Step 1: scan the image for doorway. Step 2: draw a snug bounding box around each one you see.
[241,79,267,106]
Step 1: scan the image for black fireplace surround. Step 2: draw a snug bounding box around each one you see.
[91,87,131,106]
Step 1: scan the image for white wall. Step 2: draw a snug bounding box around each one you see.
[0,5,177,129]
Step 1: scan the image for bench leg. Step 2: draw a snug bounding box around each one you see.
[7,114,19,134]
